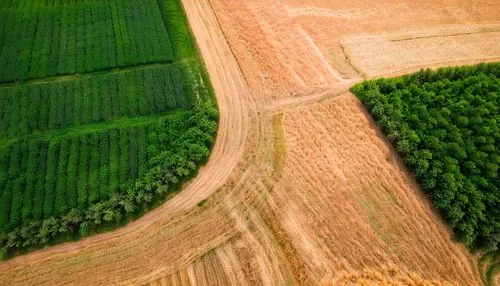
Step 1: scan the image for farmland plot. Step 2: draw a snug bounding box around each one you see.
[209,0,500,98]
[0,0,194,82]
[0,0,217,257]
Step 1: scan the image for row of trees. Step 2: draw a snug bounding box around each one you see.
[351,63,500,250]
[0,99,219,258]
[0,0,182,83]
[0,123,154,233]
[0,62,205,136]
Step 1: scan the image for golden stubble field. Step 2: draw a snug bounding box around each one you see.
[1,0,499,285]
[211,0,500,97]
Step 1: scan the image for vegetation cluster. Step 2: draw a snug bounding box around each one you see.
[0,0,218,258]
[351,63,500,250]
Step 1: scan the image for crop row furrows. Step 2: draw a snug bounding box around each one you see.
[0,123,153,231]
[0,0,183,83]
[0,0,220,259]
[0,61,207,138]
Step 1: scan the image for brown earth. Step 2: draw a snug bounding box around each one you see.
[211,0,500,96]
[1,0,499,285]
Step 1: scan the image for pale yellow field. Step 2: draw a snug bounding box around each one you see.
[1,0,499,285]
[342,25,500,77]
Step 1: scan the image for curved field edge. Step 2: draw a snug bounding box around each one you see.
[0,0,219,260]
[350,63,499,253]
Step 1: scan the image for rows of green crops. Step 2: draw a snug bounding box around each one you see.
[0,61,207,137]
[0,0,218,258]
[0,103,218,254]
[0,0,195,83]
[156,0,195,58]
[0,123,153,231]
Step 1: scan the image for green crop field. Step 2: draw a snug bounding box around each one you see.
[351,64,499,251]
[0,0,196,82]
[0,0,218,258]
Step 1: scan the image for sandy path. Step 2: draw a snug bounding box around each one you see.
[0,0,251,275]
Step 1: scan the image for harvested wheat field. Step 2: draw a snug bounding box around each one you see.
[1,0,499,285]
[271,94,481,284]
[210,0,500,97]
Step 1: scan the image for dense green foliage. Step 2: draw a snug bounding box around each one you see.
[480,250,500,286]
[0,101,217,257]
[0,0,218,258]
[0,0,177,82]
[351,63,500,250]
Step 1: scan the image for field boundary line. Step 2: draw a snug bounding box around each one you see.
[391,29,500,42]
[261,81,355,112]
[0,113,175,148]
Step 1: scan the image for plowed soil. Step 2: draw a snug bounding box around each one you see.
[1,0,499,285]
